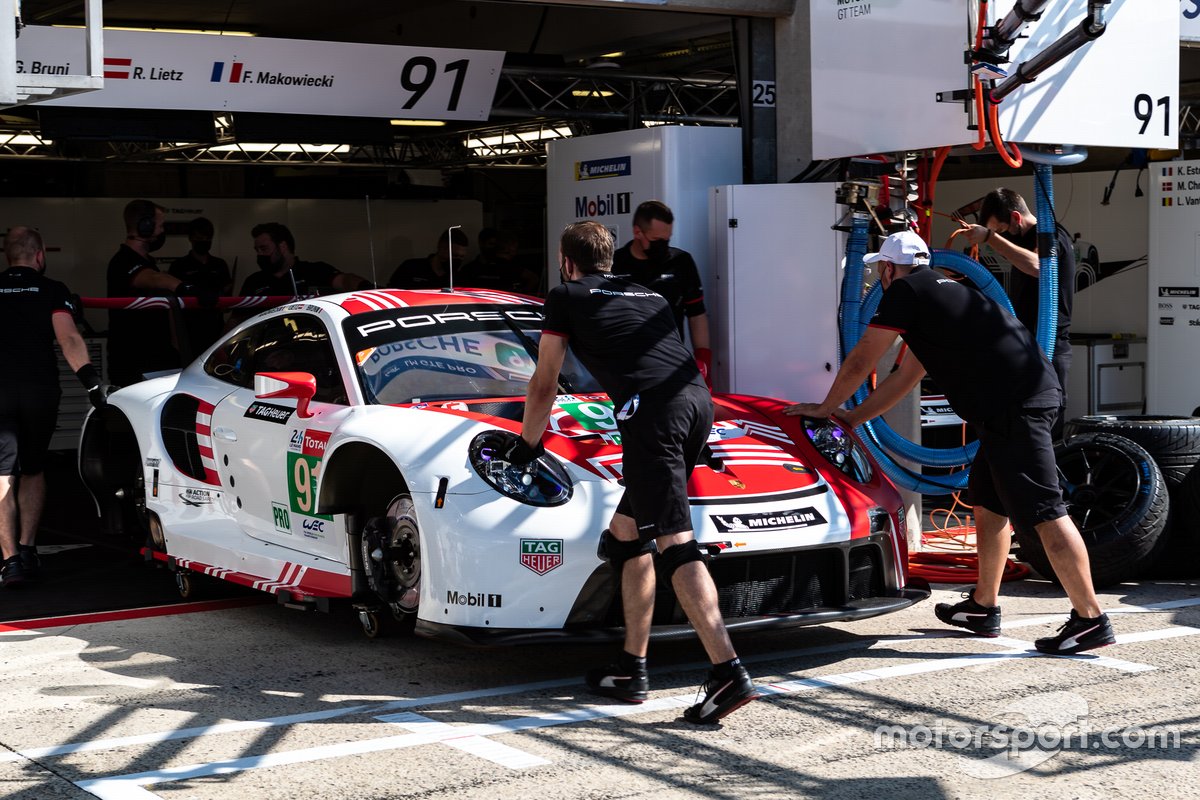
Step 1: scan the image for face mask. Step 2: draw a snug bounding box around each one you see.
[559,260,569,284]
[146,232,167,253]
[256,254,277,272]
[192,240,211,256]
[645,238,670,263]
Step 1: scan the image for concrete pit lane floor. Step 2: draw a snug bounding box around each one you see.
[1,456,1199,799]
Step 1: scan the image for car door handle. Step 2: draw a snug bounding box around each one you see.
[212,427,237,442]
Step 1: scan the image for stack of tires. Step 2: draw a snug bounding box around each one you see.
[1015,415,1200,588]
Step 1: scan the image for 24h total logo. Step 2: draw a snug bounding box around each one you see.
[520,539,563,575]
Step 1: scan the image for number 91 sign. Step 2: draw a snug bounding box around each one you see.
[994,0,1177,149]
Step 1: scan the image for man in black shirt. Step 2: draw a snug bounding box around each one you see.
[107,199,186,385]
[169,217,232,357]
[962,187,1074,440]
[242,222,370,297]
[611,201,712,386]
[785,230,1113,655]
[388,228,468,290]
[1,227,106,587]
[510,221,755,724]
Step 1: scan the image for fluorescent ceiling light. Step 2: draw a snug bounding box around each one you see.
[464,127,572,151]
[0,134,53,145]
[206,143,350,153]
[599,52,625,59]
[54,25,255,36]
[572,89,615,97]
[391,119,446,127]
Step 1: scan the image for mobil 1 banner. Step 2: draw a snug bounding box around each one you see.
[17,26,504,120]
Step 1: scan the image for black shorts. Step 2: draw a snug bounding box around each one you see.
[614,383,713,542]
[967,404,1067,531]
[0,383,61,476]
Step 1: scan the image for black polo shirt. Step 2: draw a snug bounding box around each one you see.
[0,266,74,386]
[610,243,706,338]
[869,267,1059,423]
[541,273,705,409]
[239,260,339,296]
[170,251,232,354]
[1003,223,1074,345]
[107,244,179,385]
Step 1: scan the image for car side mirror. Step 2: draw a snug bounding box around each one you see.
[255,372,317,419]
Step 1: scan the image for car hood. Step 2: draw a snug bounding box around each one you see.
[401,392,826,501]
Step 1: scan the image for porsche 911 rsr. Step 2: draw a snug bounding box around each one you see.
[79,288,928,643]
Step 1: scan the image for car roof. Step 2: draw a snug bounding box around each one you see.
[330,288,543,316]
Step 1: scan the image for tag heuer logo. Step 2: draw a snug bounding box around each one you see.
[520,538,563,575]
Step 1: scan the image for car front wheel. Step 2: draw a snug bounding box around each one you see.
[360,492,421,634]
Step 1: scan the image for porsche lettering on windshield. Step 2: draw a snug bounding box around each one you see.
[354,309,543,338]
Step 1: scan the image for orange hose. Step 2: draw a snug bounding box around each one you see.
[987,95,1023,168]
[909,551,1032,583]
[972,76,987,151]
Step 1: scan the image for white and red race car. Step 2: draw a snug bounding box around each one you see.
[79,288,928,643]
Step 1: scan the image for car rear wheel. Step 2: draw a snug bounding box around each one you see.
[359,492,421,635]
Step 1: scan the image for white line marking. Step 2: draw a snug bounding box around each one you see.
[16,598,1200,764]
[1000,596,1200,630]
[71,623,1199,798]
[987,636,1155,673]
[377,711,550,769]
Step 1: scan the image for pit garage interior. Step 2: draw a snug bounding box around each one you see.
[1,3,1200,799]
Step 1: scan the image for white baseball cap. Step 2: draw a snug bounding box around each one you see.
[863,230,931,267]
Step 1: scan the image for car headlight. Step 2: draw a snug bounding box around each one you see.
[468,430,573,507]
[802,417,874,483]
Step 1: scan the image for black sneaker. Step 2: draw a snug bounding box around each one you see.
[0,556,27,588]
[683,663,756,725]
[585,659,649,703]
[1035,610,1115,655]
[18,545,39,581]
[934,589,1001,637]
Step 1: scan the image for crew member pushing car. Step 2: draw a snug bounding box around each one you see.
[508,220,756,724]
[1,226,106,587]
[784,230,1113,655]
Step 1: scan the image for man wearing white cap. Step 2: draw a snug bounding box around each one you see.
[783,230,1113,656]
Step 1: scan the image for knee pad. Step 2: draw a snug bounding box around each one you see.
[657,540,704,581]
[597,529,654,571]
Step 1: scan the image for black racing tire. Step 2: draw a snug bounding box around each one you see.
[1147,462,1200,579]
[359,493,420,636]
[1014,433,1168,588]
[1063,415,1200,489]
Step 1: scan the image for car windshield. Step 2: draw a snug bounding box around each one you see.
[343,304,602,404]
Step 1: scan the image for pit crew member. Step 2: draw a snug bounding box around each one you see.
[511,220,755,724]
[611,200,712,387]
[1,227,105,586]
[784,230,1113,655]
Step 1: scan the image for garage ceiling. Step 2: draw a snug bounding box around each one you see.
[6,2,1198,178]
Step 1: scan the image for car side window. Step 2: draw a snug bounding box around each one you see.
[250,314,348,404]
[203,326,256,388]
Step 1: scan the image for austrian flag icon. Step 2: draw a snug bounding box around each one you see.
[103,57,132,79]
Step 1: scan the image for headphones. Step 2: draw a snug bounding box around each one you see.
[136,211,156,239]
